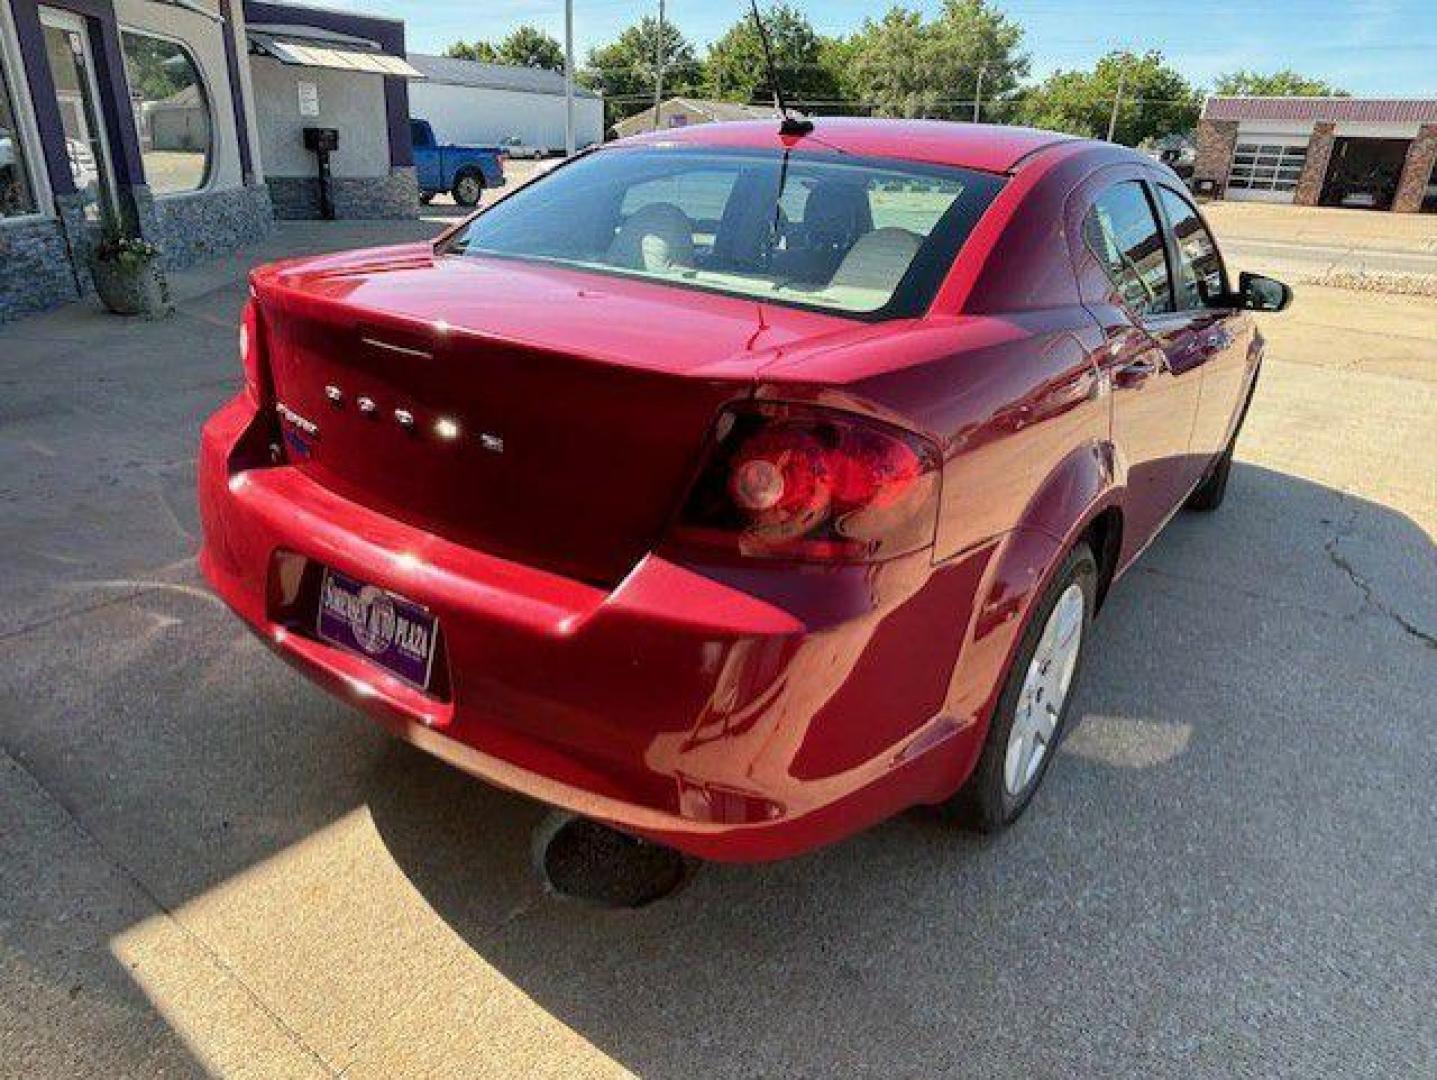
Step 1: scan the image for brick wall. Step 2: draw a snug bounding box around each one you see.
[1393,124,1437,213]
[1193,119,1238,193]
[1294,122,1336,206]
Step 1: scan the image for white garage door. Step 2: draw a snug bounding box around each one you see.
[1227,139,1309,203]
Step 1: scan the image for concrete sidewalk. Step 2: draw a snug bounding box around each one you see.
[1204,200,1437,255]
[1,219,1434,1079]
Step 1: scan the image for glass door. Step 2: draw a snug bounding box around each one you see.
[39,8,116,222]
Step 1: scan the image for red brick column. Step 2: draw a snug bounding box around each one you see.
[1393,124,1437,213]
[1294,122,1336,206]
[1194,119,1238,194]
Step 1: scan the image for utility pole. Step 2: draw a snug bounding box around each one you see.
[972,64,984,123]
[563,0,575,156]
[651,0,665,132]
[1106,68,1126,143]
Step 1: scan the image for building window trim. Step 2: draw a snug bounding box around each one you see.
[118,22,218,199]
[0,0,55,222]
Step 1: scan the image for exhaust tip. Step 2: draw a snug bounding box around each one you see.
[532,812,696,908]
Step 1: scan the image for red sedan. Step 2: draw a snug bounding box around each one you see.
[198,119,1289,862]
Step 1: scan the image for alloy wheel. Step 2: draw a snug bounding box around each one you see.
[1003,583,1085,797]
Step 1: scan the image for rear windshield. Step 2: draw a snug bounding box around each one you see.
[441,146,1004,320]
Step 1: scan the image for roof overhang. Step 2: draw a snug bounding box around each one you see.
[248,28,424,78]
[1202,96,1437,125]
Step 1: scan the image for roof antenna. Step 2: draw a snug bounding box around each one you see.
[748,0,813,136]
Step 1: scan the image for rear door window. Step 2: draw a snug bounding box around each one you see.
[1083,181,1173,317]
[1156,185,1226,309]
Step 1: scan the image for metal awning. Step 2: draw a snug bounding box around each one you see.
[248,31,425,79]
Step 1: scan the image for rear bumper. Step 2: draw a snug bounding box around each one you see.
[198,394,994,860]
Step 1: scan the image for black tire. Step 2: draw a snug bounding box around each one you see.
[1187,368,1258,513]
[949,542,1098,831]
[418,192,434,205]
[1184,445,1232,511]
[451,170,484,208]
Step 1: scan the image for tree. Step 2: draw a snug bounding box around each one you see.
[497,26,566,72]
[927,0,1029,119]
[845,1,1028,120]
[1019,50,1199,146]
[1213,70,1348,97]
[445,40,499,63]
[846,8,929,118]
[581,17,700,128]
[703,3,837,107]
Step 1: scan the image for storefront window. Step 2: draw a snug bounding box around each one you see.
[0,50,39,216]
[42,17,112,221]
[121,31,212,194]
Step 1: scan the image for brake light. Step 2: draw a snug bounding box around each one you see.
[669,404,942,562]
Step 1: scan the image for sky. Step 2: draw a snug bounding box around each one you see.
[332,0,1437,97]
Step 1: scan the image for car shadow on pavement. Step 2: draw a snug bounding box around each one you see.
[353,461,1435,1077]
[2,453,1432,1076]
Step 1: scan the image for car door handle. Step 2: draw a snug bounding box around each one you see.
[1112,356,1160,389]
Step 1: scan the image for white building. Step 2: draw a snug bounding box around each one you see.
[612,98,781,140]
[406,53,602,153]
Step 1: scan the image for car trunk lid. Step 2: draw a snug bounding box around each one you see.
[255,245,854,585]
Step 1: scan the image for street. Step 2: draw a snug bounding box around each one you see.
[1,208,1434,1079]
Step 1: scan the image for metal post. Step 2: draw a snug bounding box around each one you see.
[564,0,575,156]
[972,64,984,123]
[652,0,665,132]
[1107,69,1126,143]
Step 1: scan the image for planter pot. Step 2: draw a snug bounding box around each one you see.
[90,255,174,319]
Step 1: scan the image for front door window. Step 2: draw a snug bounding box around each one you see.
[40,12,114,221]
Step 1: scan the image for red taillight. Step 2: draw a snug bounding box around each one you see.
[239,296,264,405]
[669,405,942,562]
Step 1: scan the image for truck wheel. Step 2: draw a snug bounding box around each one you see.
[418,192,433,205]
[452,171,483,208]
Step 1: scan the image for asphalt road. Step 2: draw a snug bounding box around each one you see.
[1,219,1434,1079]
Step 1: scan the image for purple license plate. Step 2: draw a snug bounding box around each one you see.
[316,569,438,690]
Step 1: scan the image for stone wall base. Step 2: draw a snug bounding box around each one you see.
[267,167,418,221]
[1,182,278,323]
[0,216,83,323]
[133,182,276,270]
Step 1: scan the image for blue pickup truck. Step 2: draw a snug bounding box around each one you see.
[410,119,506,207]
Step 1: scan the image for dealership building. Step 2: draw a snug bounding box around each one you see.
[0,0,425,323]
[1194,96,1437,212]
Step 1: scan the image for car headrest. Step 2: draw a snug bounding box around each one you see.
[802,180,873,246]
[829,228,923,292]
[608,202,695,272]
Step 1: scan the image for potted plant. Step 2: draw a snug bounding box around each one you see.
[89,224,173,319]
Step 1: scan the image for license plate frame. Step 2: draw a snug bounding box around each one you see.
[315,568,439,692]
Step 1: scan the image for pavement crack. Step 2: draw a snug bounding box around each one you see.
[0,589,151,644]
[1323,507,1437,651]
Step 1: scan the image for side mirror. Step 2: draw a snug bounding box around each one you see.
[1237,271,1292,312]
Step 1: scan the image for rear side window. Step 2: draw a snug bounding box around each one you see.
[1157,185,1225,309]
[1083,182,1172,317]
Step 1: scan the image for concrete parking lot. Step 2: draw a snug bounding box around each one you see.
[1,199,1434,1078]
